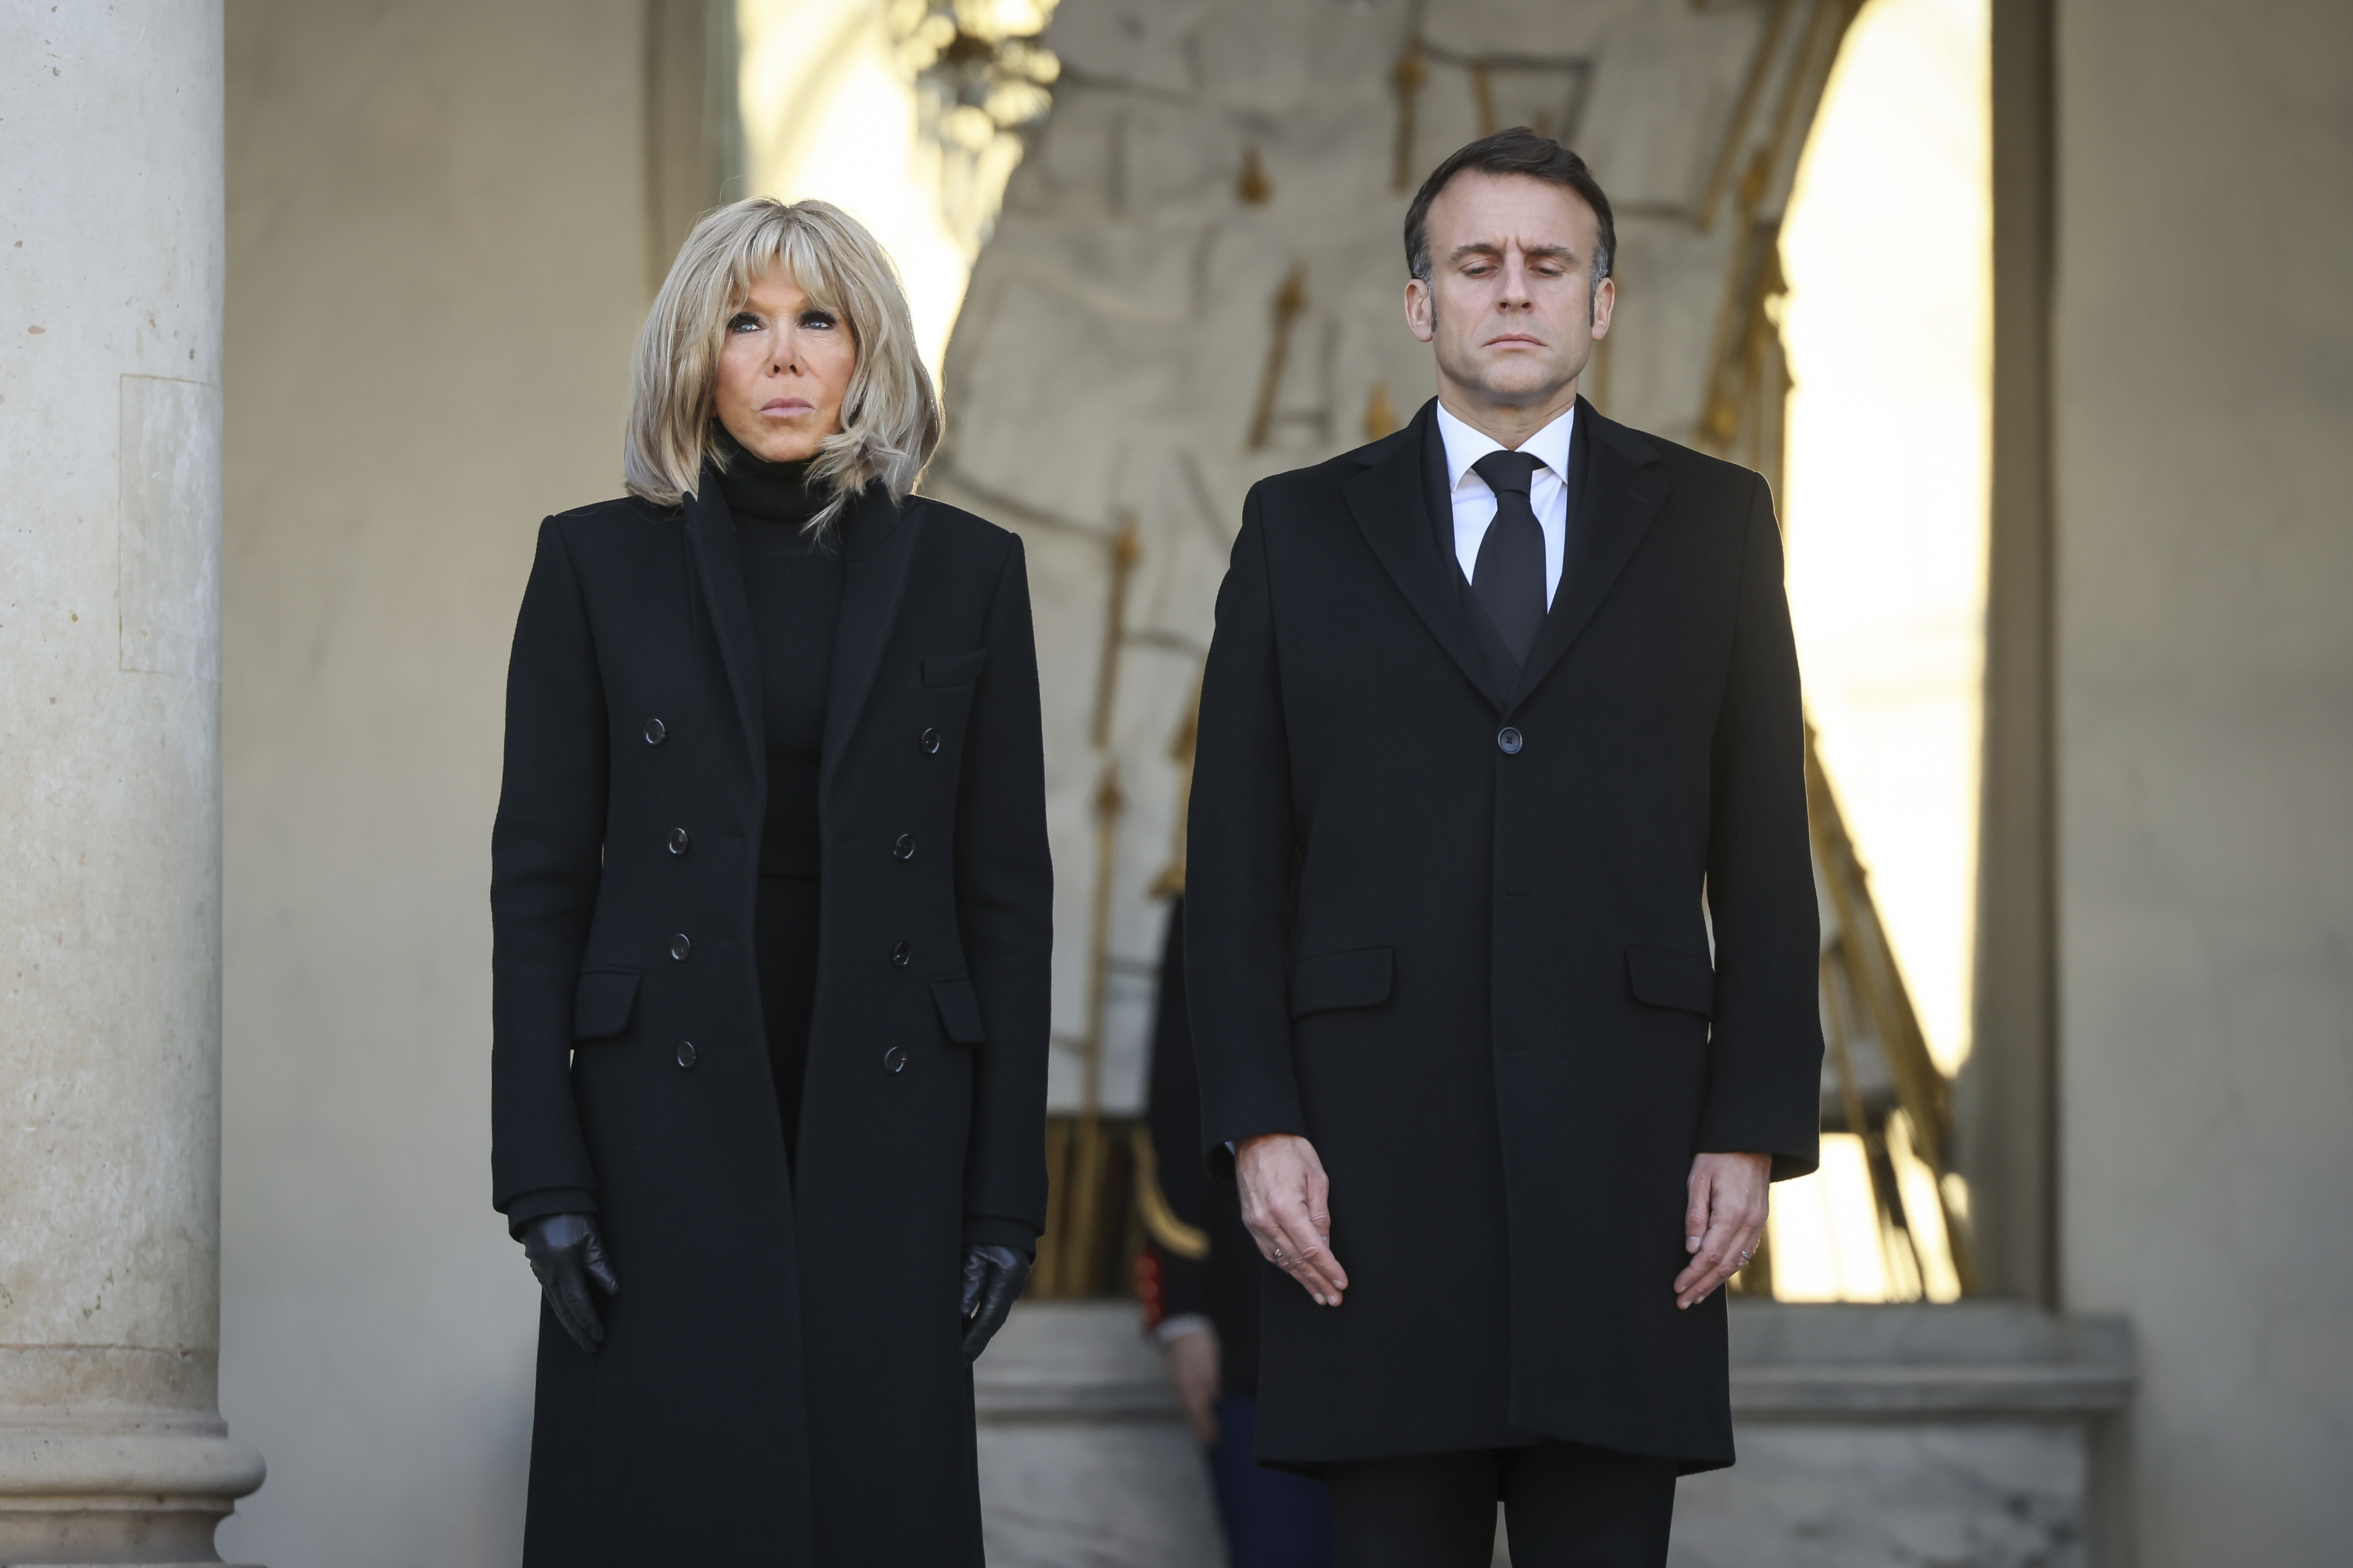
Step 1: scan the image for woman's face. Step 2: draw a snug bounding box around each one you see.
[712,266,855,463]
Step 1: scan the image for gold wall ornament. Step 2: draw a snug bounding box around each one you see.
[1148,676,1200,900]
[1131,1124,1211,1261]
[1035,512,1152,1298]
[1399,38,1596,166]
[1246,263,1311,452]
[1237,144,1273,206]
[1363,381,1399,442]
[1390,38,1427,193]
[1697,224,1786,454]
[1044,758,1131,1297]
[1692,0,1860,461]
[1033,1112,1146,1298]
[1469,61,1497,137]
[1091,516,1142,748]
[1697,0,1801,232]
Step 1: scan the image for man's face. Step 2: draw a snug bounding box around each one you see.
[1406,171,1614,416]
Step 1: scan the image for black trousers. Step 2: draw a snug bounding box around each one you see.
[1324,1444,1676,1568]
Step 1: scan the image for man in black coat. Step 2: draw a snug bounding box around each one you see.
[1184,129,1823,1567]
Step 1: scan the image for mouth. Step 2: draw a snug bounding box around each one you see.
[1485,335,1545,349]
[761,398,815,416]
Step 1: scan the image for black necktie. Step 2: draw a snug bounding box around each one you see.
[1470,449,1546,665]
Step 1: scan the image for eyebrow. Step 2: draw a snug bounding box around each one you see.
[1448,241,1580,264]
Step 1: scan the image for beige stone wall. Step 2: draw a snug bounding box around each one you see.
[2053,0,2353,1556]
[217,4,649,1561]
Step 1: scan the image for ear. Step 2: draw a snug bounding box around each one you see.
[1404,276,1436,344]
[1590,275,1616,342]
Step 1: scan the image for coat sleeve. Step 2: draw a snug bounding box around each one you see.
[1696,475,1824,1180]
[1184,489,1309,1179]
[490,518,610,1232]
[952,532,1055,1252]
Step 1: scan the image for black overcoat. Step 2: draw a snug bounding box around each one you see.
[490,476,1051,1564]
[1185,398,1821,1474]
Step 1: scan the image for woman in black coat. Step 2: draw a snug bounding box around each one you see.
[490,196,1052,1565]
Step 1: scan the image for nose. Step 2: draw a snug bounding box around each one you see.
[1498,257,1535,309]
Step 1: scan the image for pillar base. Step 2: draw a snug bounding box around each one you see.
[0,1349,265,1567]
[0,1425,265,1567]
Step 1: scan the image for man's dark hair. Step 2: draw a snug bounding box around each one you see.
[1404,128,1615,299]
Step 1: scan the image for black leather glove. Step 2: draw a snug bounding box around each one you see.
[520,1212,622,1355]
[959,1243,1029,1362]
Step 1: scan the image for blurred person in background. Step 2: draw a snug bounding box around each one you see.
[1141,897,1336,1568]
[1185,131,1823,1568]
[490,197,1052,1566]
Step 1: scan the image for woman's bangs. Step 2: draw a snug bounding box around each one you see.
[724,225,851,329]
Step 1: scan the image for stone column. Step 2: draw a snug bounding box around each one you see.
[0,5,265,1563]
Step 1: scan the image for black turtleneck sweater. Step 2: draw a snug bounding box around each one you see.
[714,440,842,874]
[712,436,845,1164]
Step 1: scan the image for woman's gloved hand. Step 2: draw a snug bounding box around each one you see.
[959,1243,1029,1362]
[520,1212,622,1355]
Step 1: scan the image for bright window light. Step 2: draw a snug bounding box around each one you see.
[1781,0,1991,1081]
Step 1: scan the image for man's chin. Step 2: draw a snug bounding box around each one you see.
[1460,372,1578,409]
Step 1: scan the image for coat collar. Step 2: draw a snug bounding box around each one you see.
[683,472,766,789]
[1506,397,1667,714]
[819,484,921,804]
[682,470,921,809]
[1343,398,1511,711]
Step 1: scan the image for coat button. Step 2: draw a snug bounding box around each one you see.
[893,833,916,860]
[892,941,912,968]
[919,728,941,754]
[883,1046,908,1074]
[644,718,667,745]
[669,932,692,961]
[676,1040,698,1069]
[667,827,690,855]
[1497,726,1524,755]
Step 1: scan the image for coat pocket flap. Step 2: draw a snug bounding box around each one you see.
[921,648,990,688]
[572,967,642,1041]
[930,976,988,1045]
[1624,945,1715,1018]
[1288,947,1395,1018]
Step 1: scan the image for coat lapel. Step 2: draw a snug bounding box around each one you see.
[684,472,766,789]
[819,486,921,804]
[1343,400,1510,711]
[1507,399,1668,713]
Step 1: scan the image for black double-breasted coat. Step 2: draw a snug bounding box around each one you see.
[1185,398,1821,1474]
[490,475,1051,1564]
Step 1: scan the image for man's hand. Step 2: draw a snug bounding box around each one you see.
[1235,1133,1348,1306]
[1675,1151,1771,1308]
[1162,1323,1222,1445]
[519,1212,622,1353]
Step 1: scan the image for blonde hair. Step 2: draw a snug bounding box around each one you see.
[624,197,941,536]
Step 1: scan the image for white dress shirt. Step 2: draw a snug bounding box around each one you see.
[1435,400,1575,609]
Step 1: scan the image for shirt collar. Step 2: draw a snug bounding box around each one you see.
[1435,399,1577,495]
